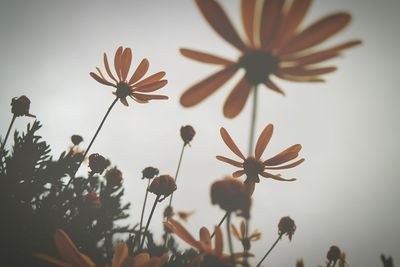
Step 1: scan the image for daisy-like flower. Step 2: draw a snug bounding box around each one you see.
[180,0,361,118]
[34,229,168,267]
[90,46,168,106]
[217,124,304,193]
[231,220,261,250]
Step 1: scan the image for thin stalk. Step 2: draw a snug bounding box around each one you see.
[65,97,119,189]
[211,212,228,239]
[0,114,16,157]
[168,143,186,207]
[256,234,283,267]
[226,212,235,266]
[248,86,258,156]
[140,195,160,250]
[138,179,151,246]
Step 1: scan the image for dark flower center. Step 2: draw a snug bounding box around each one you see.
[238,50,279,85]
[116,82,132,98]
[243,157,264,183]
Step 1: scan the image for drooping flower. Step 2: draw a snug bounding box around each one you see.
[180,0,361,118]
[180,125,196,146]
[216,124,304,193]
[278,216,296,241]
[148,175,177,200]
[90,46,168,106]
[11,95,36,117]
[231,220,261,250]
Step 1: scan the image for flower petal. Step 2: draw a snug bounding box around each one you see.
[180,66,237,107]
[131,92,168,101]
[255,124,273,160]
[129,59,149,85]
[220,127,245,160]
[33,253,70,267]
[264,78,285,96]
[120,48,132,81]
[164,219,201,250]
[119,98,129,107]
[114,46,123,81]
[195,0,247,51]
[265,158,305,170]
[280,66,337,76]
[199,227,212,249]
[216,155,243,168]
[231,224,241,240]
[240,220,246,237]
[232,170,245,178]
[263,144,302,166]
[280,13,351,55]
[275,73,325,82]
[260,0,285,49]
[283,51,339,66]
[110,243,128,267]
[214,226,223,255]
[133,253,150,266]
[90,72,115,87]
[180,48,234,65]
[241,0,256,47]
[261,171,296,182]
[104,53,118,83]
[134,80,168,93]
[223,76,252,118]
[133,72,166,88]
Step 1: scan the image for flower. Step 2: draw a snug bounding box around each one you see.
[142,166,159,179]
[216,124,304,194]
[163,206,195,222]
[34,229,168,267]
[90,46,168,106]
[231,220,261,250]
[71,135,84,146]
[148,175,177,200]
[278,216,296,241]
[180,0,361,118]
[180,125,196,146]
[11,95,35,117]
[84,191,102,209]
[210,178,251,218]
[105,166,123,187]
[326,245,341,266]
[88,153,108,174]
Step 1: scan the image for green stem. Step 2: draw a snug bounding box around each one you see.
[140,195,160,250]
[211,212,228,239]
[226,212,235,266]
[65,97,118,190]
[256,234,282,267]
[168,143,186,207]
[0,114,16,157]
[248,86,258,156]
[138,179,151,246]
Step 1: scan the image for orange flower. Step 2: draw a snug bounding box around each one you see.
[216,124,304,192]
[231,220,261,250]
[180,0,361,118]
[90,46,168,106]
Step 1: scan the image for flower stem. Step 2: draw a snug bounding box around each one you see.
[226,212,235,266]
[248,86,258,156]
[256,234,283,267]
[168,143,186,208]
[65,97,119,190]
[0,114,16,157]
[211,212,228,239]
[140,195,161,250]
[138,179,151,246]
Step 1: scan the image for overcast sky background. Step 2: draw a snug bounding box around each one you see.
[0,0,399,266]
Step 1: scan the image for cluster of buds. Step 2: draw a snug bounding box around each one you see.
[278,216,296,241]
[84,192,102,209]
[180,125,195,146]
[148,175,177,201]
[11,95,35,117]
[210,177,251,218]
[105,167,123,187]
[88,153,109,174]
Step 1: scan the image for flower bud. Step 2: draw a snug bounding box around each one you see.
[71,135,83,146]
[105,167,123,187]
[142,166,159,179]
[88,153,108,174]
[163,206,174,219]
[327,246,341,265]
[180,125,195,146]
[278,216,296,241]
[11,95,35,117]
[148,175,177,199]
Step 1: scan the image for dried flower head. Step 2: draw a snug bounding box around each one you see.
[88,153,108,174]
[142,166,159,179]
[105,166,123,187]
[210,178,251,218]
[327,246,341,265]
[148,175,177,200]
[180,125,196,146]
[11,95,35,118]
[71,135,83,146]
[217,124,304,194]
[84,192,102,209]
[278,216,296,241]
[180,0,361,118]
[231,220,261,250]
[90,46,168,106]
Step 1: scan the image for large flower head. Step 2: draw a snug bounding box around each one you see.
[216,124,304,193]
[180,0,361,118]
[90,46,168,106]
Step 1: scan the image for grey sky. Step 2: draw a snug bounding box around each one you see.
[0,0,399,266]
